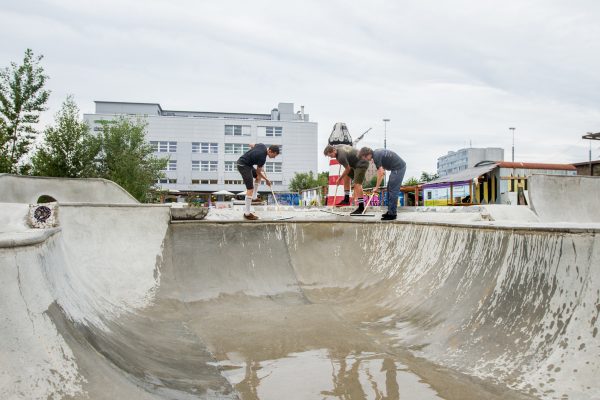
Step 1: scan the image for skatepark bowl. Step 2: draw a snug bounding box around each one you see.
[1,175,600,400]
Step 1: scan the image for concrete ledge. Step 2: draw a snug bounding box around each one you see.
[170,219,600,234]
[0,228,61,248]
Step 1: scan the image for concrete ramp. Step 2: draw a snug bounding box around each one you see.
[0,174,138,204]
[528,174,600,223]
[1,205,600,399]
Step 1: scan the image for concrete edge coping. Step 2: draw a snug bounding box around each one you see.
[0,228,62,249]
[171,219,600,235]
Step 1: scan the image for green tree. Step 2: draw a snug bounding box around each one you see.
[316,171,329,187]
[31,96,101,177]
[403,177,420,186]
[97,117,167,202]
[0,49,50,173]
[289,171,320,192]
[420,171,439,182]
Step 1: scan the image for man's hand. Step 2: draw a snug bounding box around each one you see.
[265,179,272,187]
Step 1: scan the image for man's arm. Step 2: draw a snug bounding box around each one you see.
[255,166,271,186]
[373,167,385,192]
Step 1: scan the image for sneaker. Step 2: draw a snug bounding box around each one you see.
[335,197,351,207]
[381,213,396,221]
[350,205,365,215]
[243,213,259,220]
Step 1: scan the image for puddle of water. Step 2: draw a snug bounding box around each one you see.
[213,349,441,400]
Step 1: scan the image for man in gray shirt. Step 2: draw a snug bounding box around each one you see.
[359,147,406,220]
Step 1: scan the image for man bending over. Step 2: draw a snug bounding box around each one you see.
[359,147,406,221]
[237,143,280,220]
[324,144,369,215]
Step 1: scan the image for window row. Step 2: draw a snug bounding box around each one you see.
[164,160,282,172]
[156,178,283,185]
[192,142,218,153]
[226,125,283,137]
[151,141,177,153]
[192,160,218,172]
[152,141,282,155]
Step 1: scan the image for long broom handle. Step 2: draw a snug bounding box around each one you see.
[362,194,374,214]
[263,172,280,211]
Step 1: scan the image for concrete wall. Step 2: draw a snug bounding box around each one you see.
[529,174,600,222]
[0,174,138,204]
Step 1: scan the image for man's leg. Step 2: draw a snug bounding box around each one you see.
[237,164,258,219]
[336,173,352,206]
[350,162,368,214]
[385,166,406,217]
[251,168,259,200]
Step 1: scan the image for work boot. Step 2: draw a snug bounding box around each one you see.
[381,213,396,221]
[350,204,365,215]
[335,195,350,207]
[243,213,259,221]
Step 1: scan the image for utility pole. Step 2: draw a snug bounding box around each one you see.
[509,127,516,162]
[383,118,390,149]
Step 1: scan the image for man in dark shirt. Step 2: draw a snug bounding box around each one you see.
[237,143,280,220]
[323,144,370,215]
[359,147,406,220]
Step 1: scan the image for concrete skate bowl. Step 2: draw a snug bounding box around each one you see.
[2,205,600,400]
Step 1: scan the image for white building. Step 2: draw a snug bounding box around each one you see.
[84,101,318,194]
[437,147,504,177]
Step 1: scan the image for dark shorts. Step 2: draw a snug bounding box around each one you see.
[237,164,258,189]
[348,159,369,185]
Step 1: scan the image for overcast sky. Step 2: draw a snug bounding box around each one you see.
[2,0,600,178]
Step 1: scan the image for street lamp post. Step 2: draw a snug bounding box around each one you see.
[383,118,390,149]
[509,127,516,162]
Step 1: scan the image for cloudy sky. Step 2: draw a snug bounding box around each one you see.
[2,0,600,178]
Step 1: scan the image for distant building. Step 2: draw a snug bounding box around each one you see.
[572,160,600,176]
[423,161,576,206]
[84,101,318,198]
[437,147,504,177]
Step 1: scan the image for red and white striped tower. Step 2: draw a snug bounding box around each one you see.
[327,158,346,206]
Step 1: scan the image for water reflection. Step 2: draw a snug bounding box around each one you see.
[215,349,441,400]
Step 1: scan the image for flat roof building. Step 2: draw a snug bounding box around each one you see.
[437,147,504,177]
[84,101,318,196]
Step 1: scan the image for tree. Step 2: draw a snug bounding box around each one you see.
[420,171,439,182]
[0,49,50,173]
[404,177,420,186]
[316,171,329,187]
[31,96,101,177]
[288,171,319,192]
[96,117,167,202]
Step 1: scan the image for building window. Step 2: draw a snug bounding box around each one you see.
[266,126,283,137]
[168,178,177,184]
[166,160,177,171]
[192,179,200,184]
[225,161,236,172]
[201,160,218,172]
[200,179,218,184]
[224,125,250,136]
[151,141,177,152]
[265,162,282,173]
[224,143,250,154]
[261,180,283,186]
[225,180,243,184]
[193,142,218,153]
[203,142,218,153]
[192,160,200,171]
[158,178,168,184]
